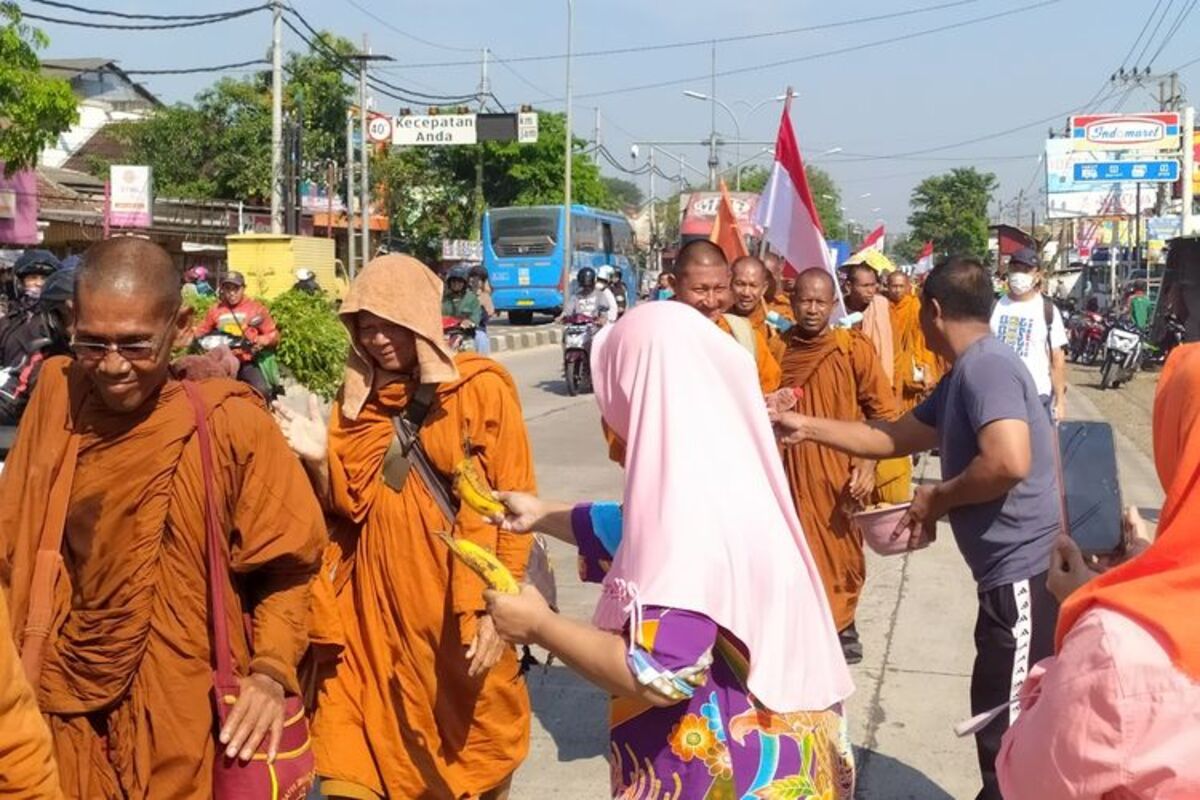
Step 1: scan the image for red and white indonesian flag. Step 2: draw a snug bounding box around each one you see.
[859,225,885,253]
[754,97,846,318]
[914,240,934,276]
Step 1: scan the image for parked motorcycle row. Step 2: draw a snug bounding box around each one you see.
[1064,303,1187,391]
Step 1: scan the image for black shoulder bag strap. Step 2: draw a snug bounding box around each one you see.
[382,383,459,526]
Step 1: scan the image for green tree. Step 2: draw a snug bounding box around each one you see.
[0,3,77,174]
[601,176,643,210]
[103,33,354,200]
[738,165,770,194]
[907,167,998,259]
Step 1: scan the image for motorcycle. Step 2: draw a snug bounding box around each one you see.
[193,330,283,399]
[1066,310,1107,365]
[562,314,598,396]
[1099,316,1144,390]
[1142,313,1187,369]
[442,317,477,353]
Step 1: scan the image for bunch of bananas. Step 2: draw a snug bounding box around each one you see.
[436,532,519,594]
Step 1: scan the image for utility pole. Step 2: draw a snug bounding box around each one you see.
[1184,105,1195,236]
[270,0,283,234]
[707,41,718,189]
[563,0,574,296]
[593,107,601,164]
[345,112,356,279]
[474,48,489,238]
[346,42,393,267]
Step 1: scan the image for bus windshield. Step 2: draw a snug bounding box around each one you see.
[489,208,560,256]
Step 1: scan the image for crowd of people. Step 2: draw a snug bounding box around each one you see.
[0,235,1196,800]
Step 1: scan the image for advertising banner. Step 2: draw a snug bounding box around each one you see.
[109,165,153,228]
[1045,140,1157,219]
[1068,112,1180,152]
[392,114,477,146]
[679,191,760,237]
[0,166,37,245]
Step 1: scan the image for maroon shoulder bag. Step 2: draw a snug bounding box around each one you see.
[183,382,315,800]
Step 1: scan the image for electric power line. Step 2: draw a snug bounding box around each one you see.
[25,0,266,20]
[391,0,984,69]
[1147,0,1199,66]
[20,4,267,30]
[1119,0,1164,71]
[1133,0,1175,67]
[569,0,1061,102]
[339,0,479,53]
[123,58,271,76]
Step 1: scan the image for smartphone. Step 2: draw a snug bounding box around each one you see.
[1056,421,1124,557]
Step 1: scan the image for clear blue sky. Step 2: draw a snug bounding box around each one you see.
[32,0,1200,235]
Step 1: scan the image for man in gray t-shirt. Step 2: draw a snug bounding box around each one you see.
[912,335,1058,589]
[770,257,1061,800]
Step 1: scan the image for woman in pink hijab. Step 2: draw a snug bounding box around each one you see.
[486,301,855,798]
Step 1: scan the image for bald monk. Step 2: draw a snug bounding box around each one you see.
[763,251,796,325]
[730,255,786,363]
[274,255,534,799]
[886,270,942,414]
[0,585,60,798]
[0,238,325,798]
[669,239,781,394]
[779,268,897,664]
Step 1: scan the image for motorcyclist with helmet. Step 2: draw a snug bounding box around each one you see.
[0,261,75,425]
[442,264,483,337]
[184,265,215,297]
[193,271,280,399]
[293,268,322,295]
[562,266,617,325]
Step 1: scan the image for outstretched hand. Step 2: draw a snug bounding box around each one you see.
[486,491,546,534]
[768,410,811,446]
[272,394,327,463]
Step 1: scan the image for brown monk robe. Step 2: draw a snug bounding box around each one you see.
[886,270,942,415]
[669,240,781,394]
[0,239,325,799]
[731,255,787,363]
[780,269,897,658]
[302,255,534,799]
[763,252,796,324]
[0,585,60,798]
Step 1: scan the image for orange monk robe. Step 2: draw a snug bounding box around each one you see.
[715,314,782,394]
[0,585,60,799]
[733,302,787,365]
[0,358,325,800]
[779,329,898,632]
[315,354,535,799]
[889,292,943,415]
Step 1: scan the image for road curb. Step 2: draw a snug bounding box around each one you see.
[490,326,562,353]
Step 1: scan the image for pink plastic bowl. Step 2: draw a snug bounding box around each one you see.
[853,502,918,556]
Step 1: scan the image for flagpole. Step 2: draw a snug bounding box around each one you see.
[757,86,794,258]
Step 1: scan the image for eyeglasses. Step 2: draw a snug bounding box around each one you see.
[70,335,164,364]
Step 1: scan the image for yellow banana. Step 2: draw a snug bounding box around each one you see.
[453,457,506,518]
[437,532,519,594]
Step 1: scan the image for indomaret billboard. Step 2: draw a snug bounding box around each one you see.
[1068,112,1180,152]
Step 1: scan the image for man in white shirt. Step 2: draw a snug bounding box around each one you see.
[562,267,617,324]
[990,247,1068,420]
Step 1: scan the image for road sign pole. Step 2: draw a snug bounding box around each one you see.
[1184,106,1195,236]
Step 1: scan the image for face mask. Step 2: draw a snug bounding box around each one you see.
[23,286,41,301]
[1008,272,1036,295]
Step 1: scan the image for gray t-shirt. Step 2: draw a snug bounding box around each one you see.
[913,335,1058,591]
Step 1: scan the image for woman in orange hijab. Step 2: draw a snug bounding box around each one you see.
[997,343,1200,798]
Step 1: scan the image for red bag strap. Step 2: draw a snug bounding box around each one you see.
[181,381,238,688]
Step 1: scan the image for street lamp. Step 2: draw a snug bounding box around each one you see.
[820,146,843,156]
[683,90,787,190]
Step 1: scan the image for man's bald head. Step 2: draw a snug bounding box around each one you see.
[77,237,182,321]
[885,270,912,304]
[669,240,731,321]
[730,256,768,314]
[842,262,879,313]
[791,268,837,338]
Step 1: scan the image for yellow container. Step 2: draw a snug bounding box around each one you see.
[224,234,349,299]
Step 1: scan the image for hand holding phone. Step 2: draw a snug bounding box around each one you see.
[1055,421,1124,559]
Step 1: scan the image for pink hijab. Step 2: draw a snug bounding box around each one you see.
[590,301,853,713]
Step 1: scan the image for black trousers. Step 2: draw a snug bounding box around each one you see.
[970,570,1059,800]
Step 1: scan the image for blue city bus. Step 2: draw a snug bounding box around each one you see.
[482,204,639,324]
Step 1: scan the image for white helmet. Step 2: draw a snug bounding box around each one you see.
[295,268,315,281]
[597,266,614,282]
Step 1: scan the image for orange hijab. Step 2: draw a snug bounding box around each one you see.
[1056,343,1200,678]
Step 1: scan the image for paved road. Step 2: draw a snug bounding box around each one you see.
[495,346,1164,799]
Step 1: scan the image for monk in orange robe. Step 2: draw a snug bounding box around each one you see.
[763,252,796,324]
[0,238,325,799]
[0,585,60,798]
[669,240,781,394]
[731,255,786,363]
[779,268,897,664]
[886,270,942,415]
[279,255,534,799]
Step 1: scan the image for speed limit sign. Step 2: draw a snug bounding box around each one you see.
[367,115,393,144]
